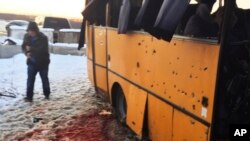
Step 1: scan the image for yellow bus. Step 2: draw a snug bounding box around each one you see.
[78,0,250,140]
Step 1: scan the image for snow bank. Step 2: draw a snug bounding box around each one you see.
[59,29,80,32]
[9,26,54,42]
[52,43,78,48]
[0,20,8,33]
[4,37,23,45]
[58,29,80,43]
[9,25,27,30]
[40,28,54,32]
[0,36,7,44]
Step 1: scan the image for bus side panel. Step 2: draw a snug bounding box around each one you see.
[86,25,94,85]
[87,59,94,84]
[126,85,147,136]
[87,25,93,60]
[107,29,220,124]
[93,27,108,94]
[95,66,108,93]
[94,27,107,66]
[108,72,147,137]
[172,110,208,141]
[148,95,173,141]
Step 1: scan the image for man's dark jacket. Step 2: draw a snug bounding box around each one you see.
[22,32,50,69]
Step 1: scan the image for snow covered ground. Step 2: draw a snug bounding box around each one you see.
[0,54,86,109]
[0,36,7,44]
[0,54,128,141]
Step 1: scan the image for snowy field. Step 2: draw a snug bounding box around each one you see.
[0,54,87,109]
[0,54,128,140]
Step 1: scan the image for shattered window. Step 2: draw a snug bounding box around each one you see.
[109,0,142,28]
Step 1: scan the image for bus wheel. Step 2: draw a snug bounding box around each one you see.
[115,87,127,124]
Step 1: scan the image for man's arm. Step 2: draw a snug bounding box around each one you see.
[21,34,31,58]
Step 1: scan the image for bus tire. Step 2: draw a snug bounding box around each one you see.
[113,85,127,124]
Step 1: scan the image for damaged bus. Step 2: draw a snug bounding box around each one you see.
[78,0,250,140]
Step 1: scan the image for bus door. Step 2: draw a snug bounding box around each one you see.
[82,0,109,97]
[93,27,109,97]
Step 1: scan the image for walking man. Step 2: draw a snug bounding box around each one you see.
[21,22,51,102]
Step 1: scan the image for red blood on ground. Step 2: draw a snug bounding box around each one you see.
[55,111,113,141]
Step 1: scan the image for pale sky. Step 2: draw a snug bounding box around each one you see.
[0,0,249,19]
[0,0,85,19]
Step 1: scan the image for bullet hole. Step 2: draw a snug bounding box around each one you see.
[134,73,137,76]
[169,96,171,99]
[137,62,140,68]
[108,55,111,61]
[197,100,201,103]
[202,97,209,107]
[151,84,154,88]
[147,70,151,73]
[191,65,194,68]
[132,121,136,125]
[174,43,177,46]
[174,85,176,88]
[138,42,141,46]
[152,49,156,54]
[184,92,187,96]
[192,105,196,110]
[181,91,185,94]
[192,92,195,98]
[163,82,166,85]
[191,120,195,125]
[201,91,204,94]
[177,57,180,60]
[175,72,178,75]
[145,51,148,54]
[204,67,208,71]
[190,74,193,78]
[169,62,172,65]
[195,76,199,79]
[178,89,181,92]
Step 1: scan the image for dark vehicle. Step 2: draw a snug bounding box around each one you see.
[35,16,71,42]
[35,16,71,30]
[5,20,29,36]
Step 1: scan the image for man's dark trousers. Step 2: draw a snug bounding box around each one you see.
[27,64,50,99]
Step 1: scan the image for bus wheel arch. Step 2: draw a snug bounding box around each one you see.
[111,82,127,124]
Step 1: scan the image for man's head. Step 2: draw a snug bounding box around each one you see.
[27,22,39,37]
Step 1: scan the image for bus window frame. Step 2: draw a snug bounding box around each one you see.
[104,0,220,45]
[103,25,219,45]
